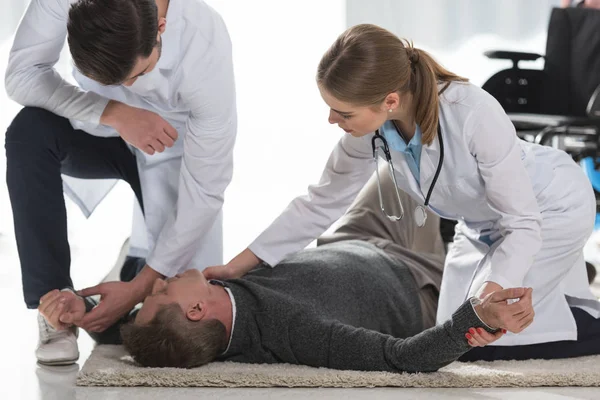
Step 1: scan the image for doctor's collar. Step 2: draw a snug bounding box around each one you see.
[155,0,182,70]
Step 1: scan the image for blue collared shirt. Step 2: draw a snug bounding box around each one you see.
[380,121,423,184]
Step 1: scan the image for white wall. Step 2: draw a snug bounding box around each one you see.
[0,0,28,42]
[346,0,562,85]
[206,0,347,261]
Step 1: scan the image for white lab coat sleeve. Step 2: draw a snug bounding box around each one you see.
[464,95,542,289]
[145,38,237,277]
[248,134,375,266]
[4,0,109,123]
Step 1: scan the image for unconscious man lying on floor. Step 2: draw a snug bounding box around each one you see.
[40,253,528,372]
[38,173,533,372]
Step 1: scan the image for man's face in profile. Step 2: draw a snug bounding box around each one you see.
[135,268,210,324]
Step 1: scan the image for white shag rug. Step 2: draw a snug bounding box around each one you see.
[76,345,600,388]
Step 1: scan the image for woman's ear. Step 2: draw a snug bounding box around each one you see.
[187,302,206,322]
[383,92,401,112]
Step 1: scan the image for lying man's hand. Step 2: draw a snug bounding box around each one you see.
[38,290,86,330]
[474,287,534,333]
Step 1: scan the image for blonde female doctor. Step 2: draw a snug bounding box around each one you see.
[206,24,600,360]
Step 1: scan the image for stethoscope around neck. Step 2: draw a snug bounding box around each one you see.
[371,122,444,227]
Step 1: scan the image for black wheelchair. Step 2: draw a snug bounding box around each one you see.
[482,6,600,212]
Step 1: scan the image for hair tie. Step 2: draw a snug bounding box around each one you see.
[408,48,420,65]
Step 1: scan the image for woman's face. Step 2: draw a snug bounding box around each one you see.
[319,86,390,137]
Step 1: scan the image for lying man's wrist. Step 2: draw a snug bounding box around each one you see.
[447,298,499,348]
[60,287,83,301]
[62,288,98,314]
[470,297,500,332]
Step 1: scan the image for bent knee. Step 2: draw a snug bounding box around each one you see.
[5,107,69,146]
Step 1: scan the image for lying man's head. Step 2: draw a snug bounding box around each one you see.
[121,269,229,368]
[67,0,166,86]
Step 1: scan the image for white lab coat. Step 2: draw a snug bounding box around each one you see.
[5,0,237,276]
[249,81,600,345]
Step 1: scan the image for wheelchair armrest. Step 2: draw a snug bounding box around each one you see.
[509,113,594,129]
[484,51,544,69]
[509,113,599,152]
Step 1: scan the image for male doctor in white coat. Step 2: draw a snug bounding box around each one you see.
[5,0,237,366]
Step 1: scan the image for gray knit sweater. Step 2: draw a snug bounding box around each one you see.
[220,240,493,372]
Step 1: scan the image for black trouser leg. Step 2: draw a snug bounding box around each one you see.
[5,107,143,309]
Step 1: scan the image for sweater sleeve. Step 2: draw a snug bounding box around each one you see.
[287,299,494,373]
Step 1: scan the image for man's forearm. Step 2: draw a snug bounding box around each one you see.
[99,100,124,127]
[6,0,112,124]
[130,265,165,303]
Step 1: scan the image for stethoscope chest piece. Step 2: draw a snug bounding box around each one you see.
[414,205,428,227]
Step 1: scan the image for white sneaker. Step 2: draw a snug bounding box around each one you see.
[36,313,79,366]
